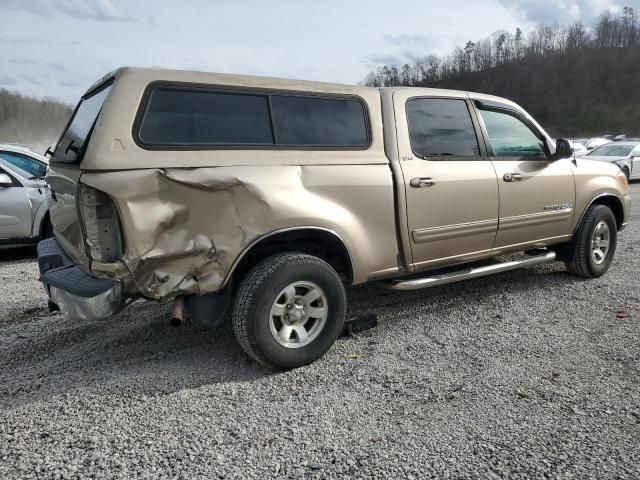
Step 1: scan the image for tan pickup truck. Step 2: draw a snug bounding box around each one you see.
[38,67,631,369]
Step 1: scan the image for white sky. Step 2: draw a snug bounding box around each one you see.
[0,0,630,104]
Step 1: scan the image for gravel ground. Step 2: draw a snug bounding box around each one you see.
[1,184,639,479]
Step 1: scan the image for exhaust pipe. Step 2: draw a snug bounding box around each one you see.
[170,296,185,327]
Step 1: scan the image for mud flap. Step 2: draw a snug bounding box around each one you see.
[185,288,232,328]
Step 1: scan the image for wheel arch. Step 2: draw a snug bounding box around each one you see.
[222,227,355,290]
[574,194,624,232]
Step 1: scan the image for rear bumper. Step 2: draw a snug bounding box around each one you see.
[37,238,122,320]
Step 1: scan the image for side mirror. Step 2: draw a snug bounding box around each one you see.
[0,173,13,187]
[552,139,573,160]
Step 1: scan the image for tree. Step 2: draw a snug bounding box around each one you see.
[515,27,523,59]
[494,32,506,64]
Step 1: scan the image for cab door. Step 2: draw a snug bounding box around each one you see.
[473,101,575,250]
[393,90,499,270]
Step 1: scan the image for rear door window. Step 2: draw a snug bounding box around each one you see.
[406,98,480,158]
[51,83,112,164]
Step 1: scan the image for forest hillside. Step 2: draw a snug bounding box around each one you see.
[363,7,640,137]
[0,89,72,154]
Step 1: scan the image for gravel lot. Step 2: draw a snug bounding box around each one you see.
[1,184,639,479]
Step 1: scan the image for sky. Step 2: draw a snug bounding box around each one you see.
[0,0,633,104]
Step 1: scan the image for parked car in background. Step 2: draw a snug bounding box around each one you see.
[586,141,640,180]
[585,137,612,152]
[569,140,588,157]
[0,144,52,246]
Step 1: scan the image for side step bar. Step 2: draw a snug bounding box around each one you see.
[383,251,556,291]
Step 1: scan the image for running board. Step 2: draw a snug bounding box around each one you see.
[383,251,556,291]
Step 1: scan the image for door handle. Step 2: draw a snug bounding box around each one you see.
[503,173,523,182]
[410,177,437,188]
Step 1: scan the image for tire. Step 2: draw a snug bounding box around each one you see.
[622,167,630,181]
[565,204,617,278]
[232,253,347,370]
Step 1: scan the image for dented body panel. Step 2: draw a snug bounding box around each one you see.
[81,165,398,299]
[40,67,630,317]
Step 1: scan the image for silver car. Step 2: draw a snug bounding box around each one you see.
[585,137,612,153]
[585,141,640,181]
[0,144,52,246]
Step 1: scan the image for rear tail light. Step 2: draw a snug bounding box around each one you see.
[79,184,123,262]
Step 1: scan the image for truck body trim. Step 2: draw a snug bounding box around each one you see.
[412,219,498,243]
[220,226,355,288]
[498,208,574,231]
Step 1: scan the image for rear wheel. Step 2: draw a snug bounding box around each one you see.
[232,253,346,370]
[565,205,617,278]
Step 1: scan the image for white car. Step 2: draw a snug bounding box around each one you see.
[569,141,588,157]
[0,144,52,247]
[585,137,612,153]
[585,141,640,181]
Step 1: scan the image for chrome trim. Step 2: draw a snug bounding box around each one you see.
[490,234,571,255]
[383,251,556,291]
[412,219,498,243]
[499,208,573,231]
[49,282,122,321]
[590,220,611,265]
[573,193,623,234]
[220,226,355,288]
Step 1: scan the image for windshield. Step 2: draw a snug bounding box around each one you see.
[588,144,633,157]
[0,151,47,179]
[51,83,112,164]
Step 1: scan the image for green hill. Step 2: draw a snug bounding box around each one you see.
[364,8,640,138]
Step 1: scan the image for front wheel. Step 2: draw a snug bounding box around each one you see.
[565,204,617,278]
[232,253,346,370]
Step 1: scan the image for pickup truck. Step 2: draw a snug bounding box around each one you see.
[38,67,631,369]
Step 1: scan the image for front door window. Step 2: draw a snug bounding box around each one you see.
[479,108,546,158]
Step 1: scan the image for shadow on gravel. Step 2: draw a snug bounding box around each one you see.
[0,300,272,409]
[346,260,571,317]
[0,245,37,262]
[0,258,599,410]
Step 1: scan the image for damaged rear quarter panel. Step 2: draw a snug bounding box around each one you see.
[80,164,398,299]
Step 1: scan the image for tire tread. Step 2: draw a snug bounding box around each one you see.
[232,253,345,369]
[565,204,615,278]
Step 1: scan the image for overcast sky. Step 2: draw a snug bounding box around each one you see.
[0,0,633,104]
